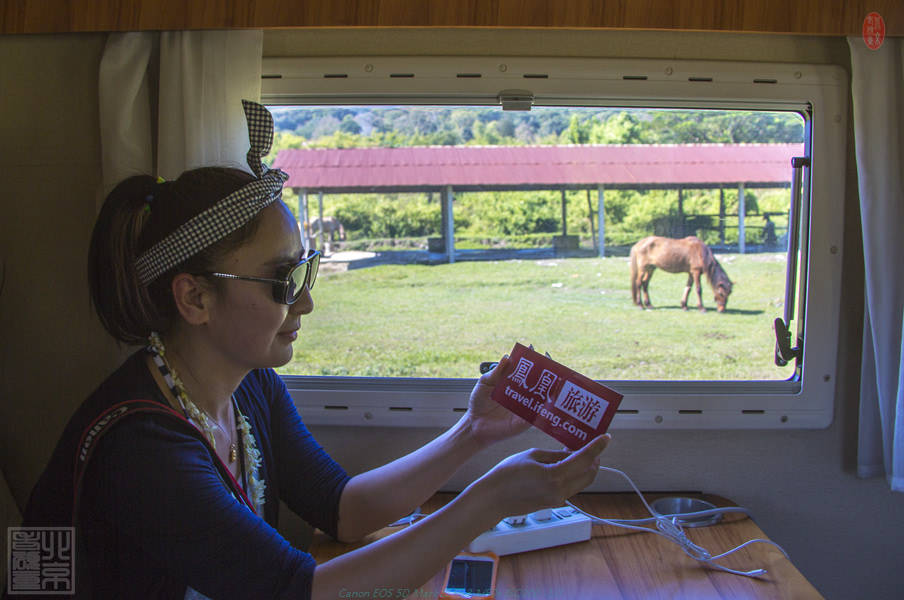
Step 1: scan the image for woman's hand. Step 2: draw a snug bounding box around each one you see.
[472,434,611,520]
[464,355,531,448]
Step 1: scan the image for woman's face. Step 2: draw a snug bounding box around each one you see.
[205,201,313,371]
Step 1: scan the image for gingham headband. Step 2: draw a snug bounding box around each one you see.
[134,100,289,285]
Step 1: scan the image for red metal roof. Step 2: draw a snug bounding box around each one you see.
[273,144,804,192]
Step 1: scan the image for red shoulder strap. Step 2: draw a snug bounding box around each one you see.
[72,399,257,520]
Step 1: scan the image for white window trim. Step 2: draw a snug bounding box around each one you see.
[262,56,848,430]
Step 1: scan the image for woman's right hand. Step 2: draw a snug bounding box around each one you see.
[472,434,611,520]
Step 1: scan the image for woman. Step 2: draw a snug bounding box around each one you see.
[20,101,610,599]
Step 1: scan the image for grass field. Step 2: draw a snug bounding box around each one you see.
[277,252,794,381]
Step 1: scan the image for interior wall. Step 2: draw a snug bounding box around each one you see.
[0,28,900,600]
[0,33,120,504]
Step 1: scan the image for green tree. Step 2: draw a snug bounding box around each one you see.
[589,113,644,144]
[564,115,591,144]
[339,115,362,135]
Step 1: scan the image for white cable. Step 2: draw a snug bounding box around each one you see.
[388,506,426,527]
[567,466,790,578]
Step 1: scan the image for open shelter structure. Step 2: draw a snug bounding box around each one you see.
[273,143,804,261]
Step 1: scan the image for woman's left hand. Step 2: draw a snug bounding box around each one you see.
[464,355,531,448]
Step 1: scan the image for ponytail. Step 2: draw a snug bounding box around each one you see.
[88,175,161,345]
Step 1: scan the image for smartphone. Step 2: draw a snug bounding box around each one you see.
[439,552,498,599]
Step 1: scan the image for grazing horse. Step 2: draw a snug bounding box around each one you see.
[630,236,733,312]
[308,216,346,242]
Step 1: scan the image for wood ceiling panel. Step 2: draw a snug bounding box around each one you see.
[2,0,901,36]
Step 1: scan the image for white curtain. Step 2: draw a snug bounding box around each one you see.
[98,30,263,198]
[98,32,155,202]
[849,36,904,492]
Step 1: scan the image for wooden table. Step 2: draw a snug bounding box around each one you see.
[309,492,822,599]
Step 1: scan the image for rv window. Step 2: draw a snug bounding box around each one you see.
[261,57,847,430]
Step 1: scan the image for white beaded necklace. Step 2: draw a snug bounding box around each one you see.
[147,332,266,514]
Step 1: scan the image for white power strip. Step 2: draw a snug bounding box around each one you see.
[466,507,592,556]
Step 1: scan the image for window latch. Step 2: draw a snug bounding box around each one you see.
[773,318,801,366]
[498,89,534,111]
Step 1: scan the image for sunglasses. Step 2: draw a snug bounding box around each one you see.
[204,249,320,305]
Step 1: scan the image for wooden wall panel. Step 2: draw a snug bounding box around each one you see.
[1,0,901,35]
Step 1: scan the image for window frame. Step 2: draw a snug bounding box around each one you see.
[261,56,848,430]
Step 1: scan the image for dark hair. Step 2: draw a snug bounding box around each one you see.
[88,167,265,345]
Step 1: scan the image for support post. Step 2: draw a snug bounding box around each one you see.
[738,183,746,254]
[677,187,684,237]
[317,191,325,253]
[443,186,455,264]
[561,189,568,236]
[597,185,605,258]
[297,188,310,248]
[719,188,725,245]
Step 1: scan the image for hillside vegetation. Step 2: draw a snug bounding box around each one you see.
[268,107,803,249]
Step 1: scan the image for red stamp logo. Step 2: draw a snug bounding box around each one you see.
[863,12,885,51]
[492,343,622,450]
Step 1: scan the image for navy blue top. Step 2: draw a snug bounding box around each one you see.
[21,350,350,599]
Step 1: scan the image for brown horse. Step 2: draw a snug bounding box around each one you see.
[630,236,733,312]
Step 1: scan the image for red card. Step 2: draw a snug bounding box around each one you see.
[492,343,622,450]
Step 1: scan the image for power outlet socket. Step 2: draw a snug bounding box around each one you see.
[466,507,592,556]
